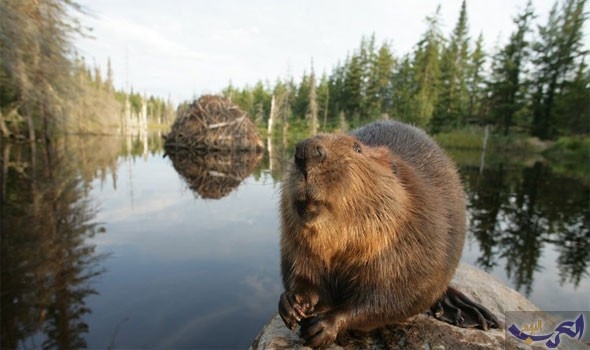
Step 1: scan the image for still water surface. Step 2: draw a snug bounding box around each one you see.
[2,133,588,349]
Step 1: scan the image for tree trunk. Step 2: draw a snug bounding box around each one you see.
[268,94,276,136]
[309,73,318,135]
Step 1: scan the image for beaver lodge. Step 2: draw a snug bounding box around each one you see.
[164,95,263,153]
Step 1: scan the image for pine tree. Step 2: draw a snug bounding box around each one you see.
[342,54,363,121]
[466,33,486,123]
[327,61,346,121]
[411,6,443,127]
[487,1,535,135]
[360,34,380,118]
[432,0,471,132]
[554,58,590,134]
[372,42,395,117]
[293,72,311,119]
[531,0,588,139]
[390,55,414,122]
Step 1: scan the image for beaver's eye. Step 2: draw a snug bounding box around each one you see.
[353,142,362,153]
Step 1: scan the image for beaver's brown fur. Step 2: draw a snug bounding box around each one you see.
[278,120,497,348]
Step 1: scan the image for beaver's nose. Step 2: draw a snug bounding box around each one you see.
[294,138,326,171]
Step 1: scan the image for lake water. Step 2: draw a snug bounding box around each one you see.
[2,133,589,349]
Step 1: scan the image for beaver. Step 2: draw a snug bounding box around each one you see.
[278,120,498,348]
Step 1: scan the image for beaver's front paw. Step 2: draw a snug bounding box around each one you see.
[278,291,314,330]
[299,313,342,349]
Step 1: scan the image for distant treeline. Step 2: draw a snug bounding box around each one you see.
[0,1,173,141]
[222,0,588,140]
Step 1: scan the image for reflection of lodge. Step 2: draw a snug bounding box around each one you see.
[167,150,263,199]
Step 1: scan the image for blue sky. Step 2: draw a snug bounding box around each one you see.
[74,0,575,103]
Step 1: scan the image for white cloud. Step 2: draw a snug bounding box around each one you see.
[212,25,261,44]
[89,15,214,61]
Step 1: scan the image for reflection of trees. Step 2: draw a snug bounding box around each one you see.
[262,134,318,182]
[1,138,109,349]
[167,151,263,199]
[500,163,546,296]
[466,163,507,271]
[464,161,590,296]
[120,131,165,159]
[554,219,590,286]
[541,166,590,287]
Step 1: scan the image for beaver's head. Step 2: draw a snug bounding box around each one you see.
[281,133,399,222]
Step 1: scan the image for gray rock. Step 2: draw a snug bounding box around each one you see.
[250,263,588,350]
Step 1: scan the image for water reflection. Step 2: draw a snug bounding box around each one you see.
[120,131,165,160]
[462,159,589,297]
[1,132,588,349]
[1,137,112,349]
[167,150,263,199]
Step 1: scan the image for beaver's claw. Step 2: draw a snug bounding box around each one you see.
[278,291,314,331]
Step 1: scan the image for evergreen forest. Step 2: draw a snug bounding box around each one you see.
[223,0,589,141]
[0,0,588,143]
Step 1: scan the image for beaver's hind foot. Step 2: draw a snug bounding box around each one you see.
[429,286,499,331]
